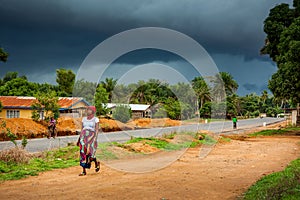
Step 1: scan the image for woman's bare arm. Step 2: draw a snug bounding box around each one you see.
[95,122,99,135]
[77,122,83,146]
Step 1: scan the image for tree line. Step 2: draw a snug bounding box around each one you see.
[0,68,283,121]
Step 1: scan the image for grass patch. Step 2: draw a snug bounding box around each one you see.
[124,132,217,151]
[97,142,119,160]
[219,136,231,143]
[124,136,189,151]
[162,132,177,139]
[243,158,300,200]
[249,127,300,137]
[125,137,179,150]
[194,133,217,145]
[0,145,80,181]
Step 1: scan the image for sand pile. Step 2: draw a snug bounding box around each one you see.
[0,117,134,141]
[122,142,159,153]
[128,118,181,128]
[0,118,47,140]
[100,118,134,132]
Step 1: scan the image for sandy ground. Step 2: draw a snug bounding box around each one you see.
[0,134,299,200]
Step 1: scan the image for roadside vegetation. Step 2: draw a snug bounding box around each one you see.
[243,158,300,200]
[0,145,79,181]
[249,127,300,137]
[241,126,300,199]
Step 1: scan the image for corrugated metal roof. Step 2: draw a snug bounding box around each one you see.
[0,96,36,107]
[106,103,150,111]
[0,96,89,109]
[57,97,87,108]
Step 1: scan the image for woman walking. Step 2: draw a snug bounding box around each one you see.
[77,106,100,176]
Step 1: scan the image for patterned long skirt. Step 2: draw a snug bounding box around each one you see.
[79,129,98,168]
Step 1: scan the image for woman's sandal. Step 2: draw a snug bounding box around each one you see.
[95,161,100,172]
[79,172,86,176]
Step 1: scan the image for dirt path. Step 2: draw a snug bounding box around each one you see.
[1,136,299,200]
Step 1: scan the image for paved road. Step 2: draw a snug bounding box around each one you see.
[0,117,285,153]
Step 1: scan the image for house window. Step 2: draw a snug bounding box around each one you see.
[6,110,20,118]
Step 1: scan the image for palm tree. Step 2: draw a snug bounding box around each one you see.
[100,78,117,103]
[192,77,211,109]
[261,90,268,104]
[219,72,239,96]
[130,80,149,104]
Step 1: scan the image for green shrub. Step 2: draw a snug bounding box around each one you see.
[21,136,28,149]
[113,105,132,123]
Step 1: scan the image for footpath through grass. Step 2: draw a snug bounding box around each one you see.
[243,158,300,200]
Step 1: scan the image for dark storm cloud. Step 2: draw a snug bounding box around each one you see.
[0,0,293,58]
[0,0,293,95]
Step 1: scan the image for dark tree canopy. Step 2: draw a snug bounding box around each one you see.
[56,68,75,97]
[262,0,300,105]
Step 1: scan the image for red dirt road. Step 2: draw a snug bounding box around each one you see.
[0,136,299,200]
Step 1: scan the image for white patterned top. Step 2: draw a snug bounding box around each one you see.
[82,116,99,132]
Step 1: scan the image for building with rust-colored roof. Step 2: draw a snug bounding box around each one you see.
[0,96,90,119]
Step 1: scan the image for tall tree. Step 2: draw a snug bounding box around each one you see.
[130,80,150,104]
[260,3,295,61]
[260,90,268,104]
[73,79,97,104]
[94,84,109,116]
[31,91,59,121]
[100,78,117,102]
[170,82,196,107]
[56,68,75,97]
[192,77,211,109]
[262,0,300,105]
[0,78,37,96]
[3,71,18,83]
[112,84,135,103]
[220,72,238,96]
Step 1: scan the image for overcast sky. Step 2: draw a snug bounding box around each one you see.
[0,0,293,95]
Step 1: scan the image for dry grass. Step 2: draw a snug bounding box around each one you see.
[0,147,32,164]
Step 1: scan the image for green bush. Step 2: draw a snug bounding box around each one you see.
[21,136,28,149]
[113,105,132,123]
[251,110,260,117]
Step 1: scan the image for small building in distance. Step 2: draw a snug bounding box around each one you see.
[58,97,90,118]
[0,96,90,119]
[106,103,151,119]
